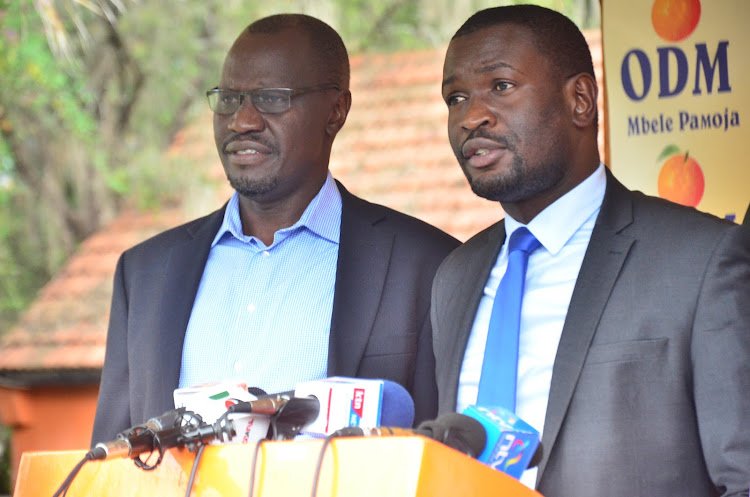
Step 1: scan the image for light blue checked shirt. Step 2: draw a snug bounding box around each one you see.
[178,173,342,394]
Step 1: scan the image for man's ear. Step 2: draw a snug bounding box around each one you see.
[567,73,598,128]
[327,89,352,136]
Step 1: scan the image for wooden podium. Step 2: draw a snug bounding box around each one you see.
[15,437,542,496]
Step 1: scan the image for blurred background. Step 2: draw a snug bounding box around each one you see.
[0,0,600,492]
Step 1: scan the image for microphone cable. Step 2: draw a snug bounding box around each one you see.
[184,443,206,497]
[310,435,335,497]
[53,410,232,496]
[246,439,267,497]
[51,450,98,497]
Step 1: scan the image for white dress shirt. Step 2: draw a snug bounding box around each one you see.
[457,164,607,488]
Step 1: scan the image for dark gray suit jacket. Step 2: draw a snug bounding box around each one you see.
[431,170,750,496]
[91,182,459,444]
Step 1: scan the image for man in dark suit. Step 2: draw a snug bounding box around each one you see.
[91,14,458,444]
[432,5,750,496]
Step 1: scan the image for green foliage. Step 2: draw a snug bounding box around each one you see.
[0,0,600,332]
[0,5,96,141]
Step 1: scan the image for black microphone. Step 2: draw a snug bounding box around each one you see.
[90,407,235,461]
[227,378,415,440]
[224,390,306,416]
[329,412,487,458]
[225,392,321,440]
[247,386,269,397]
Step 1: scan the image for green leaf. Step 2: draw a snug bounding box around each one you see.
[656,144,682,163]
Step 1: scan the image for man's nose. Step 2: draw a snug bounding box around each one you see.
[228,98,266,133]
[458,95,497,131]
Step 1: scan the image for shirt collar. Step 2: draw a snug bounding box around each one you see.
[212,172,342,248]
[505,163,607,255]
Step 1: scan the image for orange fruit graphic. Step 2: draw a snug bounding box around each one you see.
[651,0,701,42]
[657,145,704,207]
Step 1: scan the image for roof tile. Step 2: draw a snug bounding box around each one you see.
[0,31,603,373]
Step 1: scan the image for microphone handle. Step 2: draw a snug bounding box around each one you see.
[92,421,235,461]
[229,397,290,415]
[93,426,184,460]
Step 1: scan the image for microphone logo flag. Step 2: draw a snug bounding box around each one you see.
[295,377,385,436]
[462,405,541,479]
[350,388,366,425]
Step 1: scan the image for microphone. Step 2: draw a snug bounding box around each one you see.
[223,390,302,416]
[462,405,542,479]
[247,386,268,397]
[329,412,487,458]
[294,377,415,436]
[174,382,272,444]
[90,407,235,461]
[226,392,321,440]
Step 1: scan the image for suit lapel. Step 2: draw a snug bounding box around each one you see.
[155,208,225,410]
[328,183,393,377]
[440,222,506,412]
[536,171,635,482]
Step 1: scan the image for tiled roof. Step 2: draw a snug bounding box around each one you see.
[0,32,603,375]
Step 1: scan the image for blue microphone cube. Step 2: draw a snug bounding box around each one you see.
[462,405,541,479]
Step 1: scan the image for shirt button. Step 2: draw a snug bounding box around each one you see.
[262,251,270,258]
[234,360,243,373]
[247,303,256,313]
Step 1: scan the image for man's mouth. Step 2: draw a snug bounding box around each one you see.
[223,138,274,165]
[462,137,507,168]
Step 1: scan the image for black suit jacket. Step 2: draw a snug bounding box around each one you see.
[91,182,459,444]
[431,170,750,496]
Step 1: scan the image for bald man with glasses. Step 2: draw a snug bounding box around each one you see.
[91,13,458,444]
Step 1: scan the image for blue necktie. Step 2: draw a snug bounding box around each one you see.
[476,227,541,411]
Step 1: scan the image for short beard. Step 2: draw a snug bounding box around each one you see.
[227,173,278,199]
[457,151,567,204]
[451,123,569,204]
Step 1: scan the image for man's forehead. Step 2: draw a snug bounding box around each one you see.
[221,29,317,85]
[443,24,536,76]
[229,28,309,63]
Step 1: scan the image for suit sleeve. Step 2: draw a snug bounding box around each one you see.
[91,254,133,445]
[410,305,439,425]
[691,224,750,496]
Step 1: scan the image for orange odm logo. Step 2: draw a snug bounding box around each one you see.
[651,0,701,42]
[657,145,704,207]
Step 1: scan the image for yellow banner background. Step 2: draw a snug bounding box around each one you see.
[602,0,748,222]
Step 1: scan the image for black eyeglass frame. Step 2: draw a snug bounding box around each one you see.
[206,84,342,115]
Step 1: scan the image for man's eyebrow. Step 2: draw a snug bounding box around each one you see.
[442,61,523,89]
[442,75,456,89]
[478,61,519,74]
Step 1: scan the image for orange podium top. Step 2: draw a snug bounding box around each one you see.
[15,436,543,497]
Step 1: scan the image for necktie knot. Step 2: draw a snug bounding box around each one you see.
[508,227,541,255]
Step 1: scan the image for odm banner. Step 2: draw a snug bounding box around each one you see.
[602,0,748,222]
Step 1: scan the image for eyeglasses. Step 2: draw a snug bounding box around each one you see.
[206,84,341,115]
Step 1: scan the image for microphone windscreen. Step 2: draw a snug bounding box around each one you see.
[419,412,486,457]
[248,387,268,397]
[379,380,415,428]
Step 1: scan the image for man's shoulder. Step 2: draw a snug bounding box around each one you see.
[340,185,460,250]
[437,220,502,274]
[121,207,224,258]
[617,184,737,238]
[605,170,732,230]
